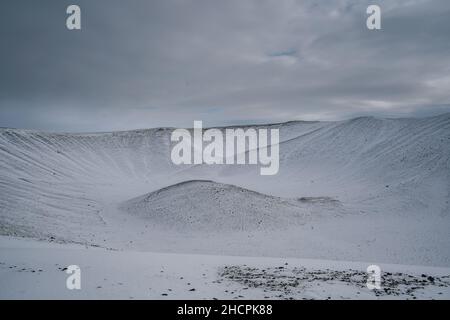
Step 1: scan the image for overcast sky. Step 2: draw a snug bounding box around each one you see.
[1,0,449,132]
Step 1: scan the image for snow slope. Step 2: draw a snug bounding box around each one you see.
[0,113,449,278]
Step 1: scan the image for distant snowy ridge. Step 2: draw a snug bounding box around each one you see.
[1,113,449,266]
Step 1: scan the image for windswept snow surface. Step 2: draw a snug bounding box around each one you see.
[1,113,450,299]
[1,236,449,300]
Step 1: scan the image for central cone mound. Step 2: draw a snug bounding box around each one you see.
[119,180,314,232]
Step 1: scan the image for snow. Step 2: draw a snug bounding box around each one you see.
[1,236,449,300]
[1,113,450,299]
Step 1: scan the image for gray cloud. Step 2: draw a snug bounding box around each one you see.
[0,0,449,131]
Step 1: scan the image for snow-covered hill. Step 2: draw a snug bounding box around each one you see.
[119,180,344,232]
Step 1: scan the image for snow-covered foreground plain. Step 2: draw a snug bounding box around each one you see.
[1,113,450,299]
[1,236,450,300]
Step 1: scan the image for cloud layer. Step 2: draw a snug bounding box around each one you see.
[1,0,449,131]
